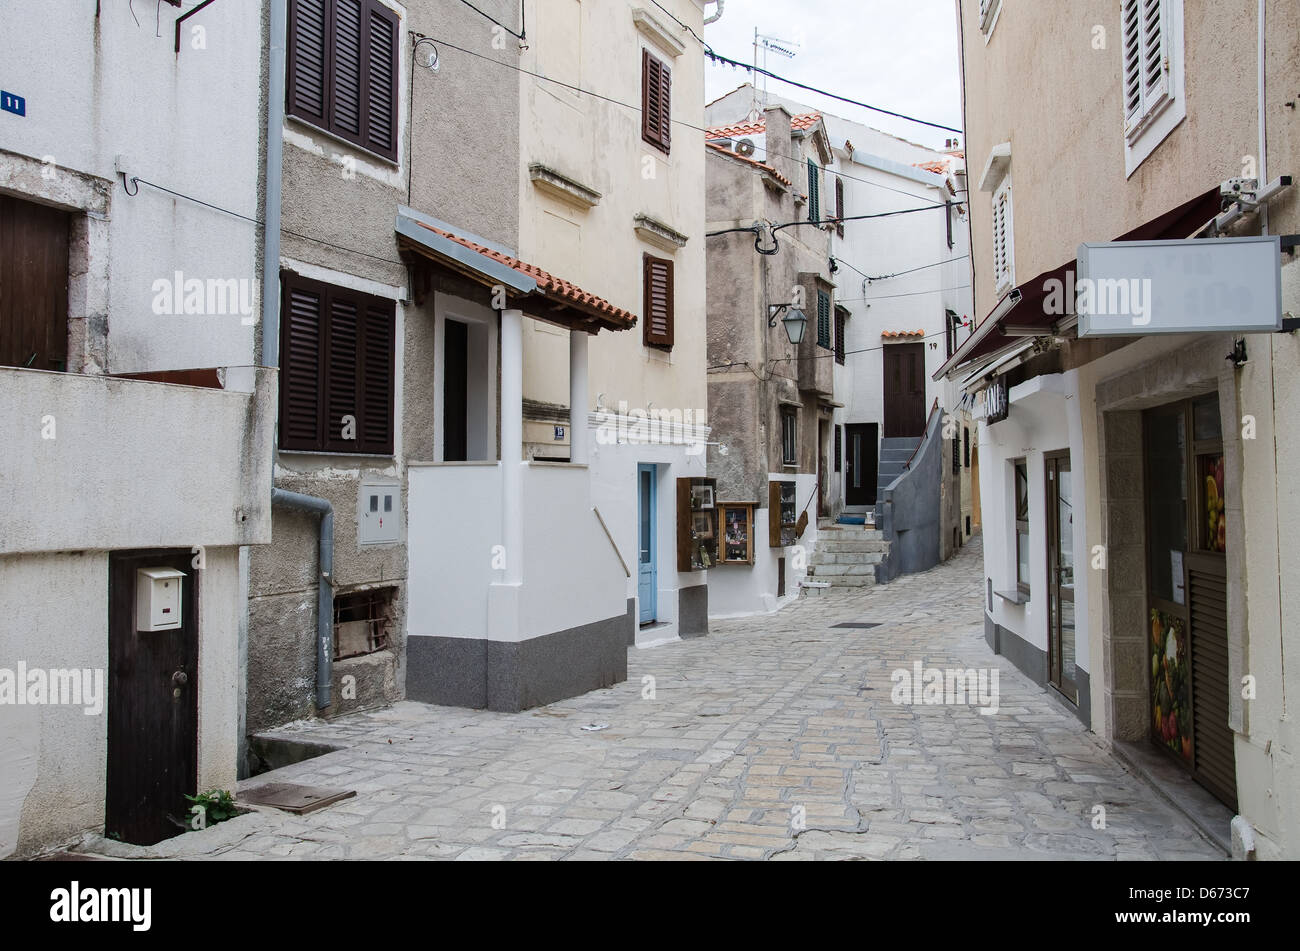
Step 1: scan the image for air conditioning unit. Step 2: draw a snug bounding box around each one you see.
[735,138,756,158]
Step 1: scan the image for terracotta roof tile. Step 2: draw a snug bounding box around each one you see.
[881,329,926,339]
[412,221,636,330]
[913,159,949,175]
[704,141,792,187]
[704,112,821,141]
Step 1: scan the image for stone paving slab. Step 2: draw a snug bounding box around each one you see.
[78,534,1225,861]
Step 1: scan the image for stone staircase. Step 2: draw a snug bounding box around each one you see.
[807,519,890,588]
[874,436,922,522]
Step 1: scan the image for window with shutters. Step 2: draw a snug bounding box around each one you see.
[834,176,845,237]
[1121,0,1185,175]
[991,176,1014,292]
[643,254,674,349]
[286,0,400,162]
[834,424,842,472]
[806,159,821,223]
[834,308,846,365]
[781,407,798,467]
[978,0,1002,40]
[641,49,672,154]
[279,271,395,455]
[816,290,831,350]
[963,427,970,468]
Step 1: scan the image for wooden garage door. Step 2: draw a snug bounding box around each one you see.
[0,195,70,371]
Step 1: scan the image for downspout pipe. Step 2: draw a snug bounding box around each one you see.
[272,489,334,709]
[265,0,336,711]
[263,0,285,366]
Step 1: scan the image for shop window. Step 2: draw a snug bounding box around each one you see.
[1014,459,1029,595]
[333,587,395,660]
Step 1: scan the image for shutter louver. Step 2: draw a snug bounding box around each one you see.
[807,159,820,222]
[643,254,674,348]
[325,295,359,452]
[365,1,398,158]
[817,290,830,349]
[1188,565,1237,809]
[281,280,324,450]
[359,301,395,454]
[642,50,671,152]
[287,0,329,127]
[1123,0,1170,136]
[332,0,363,137]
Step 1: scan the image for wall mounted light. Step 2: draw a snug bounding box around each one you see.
[768,304,807,345]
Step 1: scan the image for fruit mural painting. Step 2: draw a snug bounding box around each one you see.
[1150,608,1192,762]
[1203,454,1226,553]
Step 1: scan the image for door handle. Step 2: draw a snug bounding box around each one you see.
[172,670,188,687]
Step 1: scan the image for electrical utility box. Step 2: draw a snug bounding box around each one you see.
[359,482,402,546]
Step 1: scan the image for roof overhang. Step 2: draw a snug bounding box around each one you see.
[396,211,637,334]
[936,186,1222,382]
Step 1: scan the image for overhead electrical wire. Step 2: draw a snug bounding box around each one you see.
[454,0,526,41]
[414,30,960,206]
[704,50,963,135]
[706,325,970,381]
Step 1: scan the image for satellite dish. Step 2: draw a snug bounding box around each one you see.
[414,37,439,71]
[735,138,756,158]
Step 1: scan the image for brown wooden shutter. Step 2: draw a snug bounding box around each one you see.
[643,254,673,348]
[287,0,330,128]
[324,294,359,452]
[358,300,395,454]
[331,0,364,137]
[364,0,398,159]
[676,479,693,572]
[642,50,671,152]
[280,272,394,455]
[280,274,325,451]
[768,481,782,548]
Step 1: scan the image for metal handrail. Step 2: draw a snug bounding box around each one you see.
[592,506,630,578]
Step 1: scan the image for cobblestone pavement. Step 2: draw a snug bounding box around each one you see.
[84,534,1224,860]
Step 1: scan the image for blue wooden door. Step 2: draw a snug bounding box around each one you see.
[638,464,657,623]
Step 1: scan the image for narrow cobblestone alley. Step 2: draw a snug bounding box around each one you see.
[82,535,1224,861]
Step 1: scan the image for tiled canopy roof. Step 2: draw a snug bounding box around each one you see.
[704,141,793,187]
[409,221,636,331]
[704,112,821,140]
[881,329,926,339]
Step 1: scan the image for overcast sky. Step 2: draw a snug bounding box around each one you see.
[701,0,963,151]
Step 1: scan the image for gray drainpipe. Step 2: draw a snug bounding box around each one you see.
[272,489,334,709]
[263,0,335,711]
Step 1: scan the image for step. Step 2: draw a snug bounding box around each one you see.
[819,573,877,587]
[807,562,877,576]
[811,550,886,566]
[814,538,888,553]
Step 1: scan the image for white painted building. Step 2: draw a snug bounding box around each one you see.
[0,1,272,857]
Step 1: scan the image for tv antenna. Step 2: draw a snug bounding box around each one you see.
[749,29,800,121]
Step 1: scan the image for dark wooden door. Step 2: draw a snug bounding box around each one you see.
[443,319,468,461]
[845,423,877,506]
[0,194,70,371]
[107,550,199,845]
[883,342,926,437]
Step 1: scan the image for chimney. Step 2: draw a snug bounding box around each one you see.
[762,104,794,187]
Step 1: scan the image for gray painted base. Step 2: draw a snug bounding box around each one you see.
[407,601,633,713]
[678,584,708,638]
[985,613,1090,726]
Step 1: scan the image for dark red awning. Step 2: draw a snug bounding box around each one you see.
[936,186,1223,381]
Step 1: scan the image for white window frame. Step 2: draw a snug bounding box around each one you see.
[979,0,1002,42]
[1122,0,1186,177]
[992,176,1014,294]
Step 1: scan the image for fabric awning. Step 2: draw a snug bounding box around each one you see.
[936,186,1223,381]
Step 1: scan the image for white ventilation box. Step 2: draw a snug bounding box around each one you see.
[137,567,185,632]
[359,482,401,545]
